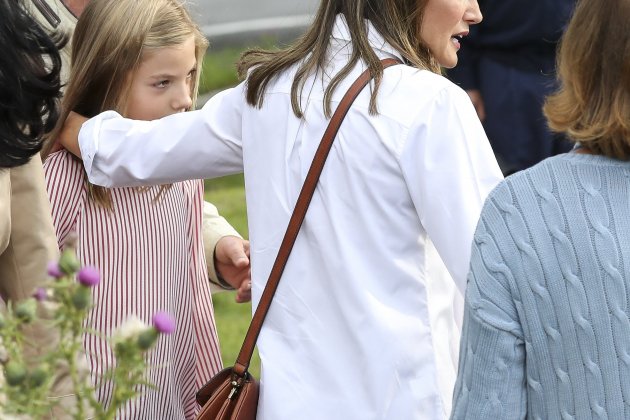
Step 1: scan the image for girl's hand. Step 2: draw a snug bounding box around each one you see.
[214,237,251,303]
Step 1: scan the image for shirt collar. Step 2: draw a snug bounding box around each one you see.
[331,14,405,62]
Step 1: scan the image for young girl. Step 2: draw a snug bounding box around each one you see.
[43,0,239,417]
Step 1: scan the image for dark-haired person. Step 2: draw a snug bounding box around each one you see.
[0,0,79,417]
[59,0,503,418]
[451,0,630,417]
[0,0,62,318]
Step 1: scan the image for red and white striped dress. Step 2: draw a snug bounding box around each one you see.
[44,150,222,419]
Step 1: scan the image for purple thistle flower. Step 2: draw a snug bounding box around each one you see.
[33,287,48,302]
[47,261,63,279]
[152,312,176,334]
[77,266,100,287]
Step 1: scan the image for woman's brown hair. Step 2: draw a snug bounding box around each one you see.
[238,0,436,118]
[544,0,630,159]
[43,0,208,207]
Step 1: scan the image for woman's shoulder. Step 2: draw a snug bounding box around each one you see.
[172,179,204,195]
[379,66,473,124]
[388,65,463,96]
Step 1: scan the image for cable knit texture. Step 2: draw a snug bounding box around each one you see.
[451,152,630,420]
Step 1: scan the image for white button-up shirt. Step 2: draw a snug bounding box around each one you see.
[80,15,502,420]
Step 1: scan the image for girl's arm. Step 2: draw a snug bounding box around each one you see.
[203,200,252,303]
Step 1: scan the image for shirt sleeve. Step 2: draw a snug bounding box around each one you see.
[451,191,527,419]
[79,83,247,188]
[400,84,503,294]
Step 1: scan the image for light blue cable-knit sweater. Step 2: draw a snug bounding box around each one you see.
[451,152,630,420]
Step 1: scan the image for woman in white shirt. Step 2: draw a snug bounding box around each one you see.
[62,0,502,418]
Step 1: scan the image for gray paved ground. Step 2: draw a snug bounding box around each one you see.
[187,0,319,47]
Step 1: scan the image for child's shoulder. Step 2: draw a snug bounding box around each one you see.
[43,149,88,194]
[172,179,204,196]
[44,149,86,176]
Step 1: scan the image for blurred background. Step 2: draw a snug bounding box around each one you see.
[189,0,318,49]
[191,0,318,99]
[194,0,318,378]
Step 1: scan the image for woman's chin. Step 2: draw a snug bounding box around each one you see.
[439,57,458,69]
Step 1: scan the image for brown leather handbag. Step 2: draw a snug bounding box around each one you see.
[195,58,401,420]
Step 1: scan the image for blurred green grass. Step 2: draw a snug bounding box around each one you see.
[199,38,281,94]
[204,175,260,378]
[199,49,242,94]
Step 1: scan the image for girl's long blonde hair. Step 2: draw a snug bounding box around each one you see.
[44,0,208,207]
[544,0,630,159]
[238,0,436,118]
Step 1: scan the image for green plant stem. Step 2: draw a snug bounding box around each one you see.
[58,279,89,419]
[102,350,146,419]
[67,343,85,420]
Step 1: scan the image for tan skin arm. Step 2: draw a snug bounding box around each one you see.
[59,111,88,158]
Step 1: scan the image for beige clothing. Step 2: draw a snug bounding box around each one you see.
[0,156,80,418]
[0,156,58,301]
[27,0,77,84]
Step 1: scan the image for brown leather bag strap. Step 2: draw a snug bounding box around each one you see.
[233,58,402,376]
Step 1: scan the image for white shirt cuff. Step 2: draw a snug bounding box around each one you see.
[78,111,121,187]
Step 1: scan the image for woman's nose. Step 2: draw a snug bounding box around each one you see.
[465,0,482,25]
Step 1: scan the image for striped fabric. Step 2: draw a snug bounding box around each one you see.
[44,150,222,419]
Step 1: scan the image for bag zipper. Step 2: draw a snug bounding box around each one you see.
[31,0,61,28]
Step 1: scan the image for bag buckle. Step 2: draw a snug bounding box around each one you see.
[228,380,240,400]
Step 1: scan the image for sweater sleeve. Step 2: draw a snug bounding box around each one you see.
[451,187,527,419]
[451,293,527,419]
